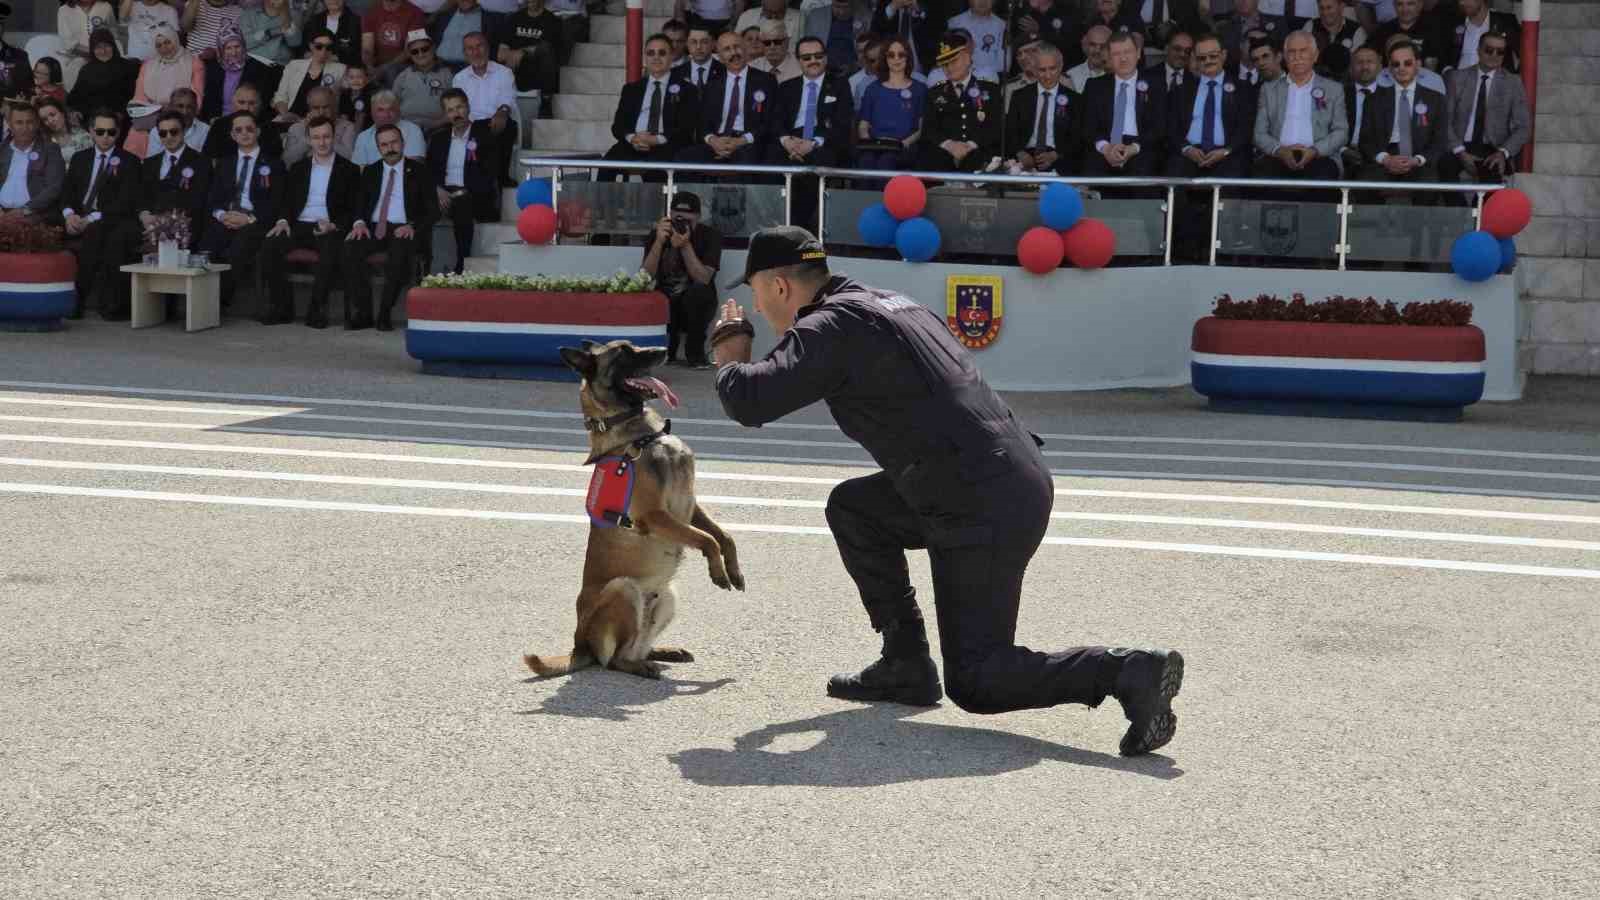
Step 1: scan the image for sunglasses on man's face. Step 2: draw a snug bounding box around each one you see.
[763,38,787,46]
[157,127,181,137]
[93,128,117,136]
[798,52,825,62]
[1480,45,1505,55]
[644,49,670,56]
[410,45,432,55]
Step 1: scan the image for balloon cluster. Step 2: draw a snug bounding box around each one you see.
[1450,187,1530,282]
[516,177,557,244]
[1015,183,1115,274]
[856,176,941,262]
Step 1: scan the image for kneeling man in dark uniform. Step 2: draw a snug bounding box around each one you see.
[708,226,1186,757]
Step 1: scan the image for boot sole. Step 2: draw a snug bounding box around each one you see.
[1120,651,1184,757]
[826,680,943,707]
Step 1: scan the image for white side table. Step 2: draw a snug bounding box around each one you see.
[120,264,232,332]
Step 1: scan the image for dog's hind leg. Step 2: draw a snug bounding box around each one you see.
[640,584,694,663]
[588,577,663,679]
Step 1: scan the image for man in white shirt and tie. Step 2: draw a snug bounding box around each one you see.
[602,33,698,181]
[200,111,288,313]
[677,29,779,167]
[260,116,361,328]
[1341,44,1382,176]
[1356,40,1447,192]
[343,123,439,331]
[58,110,141,320]
[679,25,723,91]
[1440,30,1529,187]
[1005,43,1071,175]
[139,108,212,244]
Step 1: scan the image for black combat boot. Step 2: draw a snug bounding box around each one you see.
[826,617,943,706]
[1109,647,1184,756]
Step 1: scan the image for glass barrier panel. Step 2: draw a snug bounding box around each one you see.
[1346,202,1477,263]
[1215,198,1340,261]
[823,186,1165,256]
[675,182,789,238]
[555,180,665,238]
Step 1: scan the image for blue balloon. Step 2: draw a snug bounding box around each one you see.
[517,178,553,209]
[895,217,941,262]
[857,203,900,248]
[1498,236,1516,274]
[1039,182,1084,231]
[1451,231,1501,283]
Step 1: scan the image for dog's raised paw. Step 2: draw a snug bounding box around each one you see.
[729,568,746,592]
[709,566,732,590]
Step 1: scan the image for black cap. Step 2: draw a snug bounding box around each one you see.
[669,192,701,214]
[725,225,827,289]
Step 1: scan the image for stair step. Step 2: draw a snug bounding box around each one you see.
[592,15,670,44]
[1534,112,1600,144]
[1517,256,1600,302]
[1536,55,1600,87]
[562,65,628,94]
[1530,142,1600,177]
[570,42,625,66]
[1531,83,1591,116]
[1513,173,1600,219]
[528,119,616,153]
[1517,215,1598,258]
[1533,28,1600,58]
[552,93,621,121]
[1542,4,1600,30]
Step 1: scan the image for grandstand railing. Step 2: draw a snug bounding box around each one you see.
[521,156,1502,272]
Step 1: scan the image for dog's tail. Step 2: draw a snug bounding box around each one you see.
[523,649,595,677]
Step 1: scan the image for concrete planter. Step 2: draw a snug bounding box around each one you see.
[1190,317,1487,421]
[404,288,669,379]
[0,252,77,332]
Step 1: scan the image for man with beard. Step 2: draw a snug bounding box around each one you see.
[1342,43,1382,175]
[342,123,438,331]
[259,115,360,327]
[677,29,779,168]
[427,88,501,273]
[768,36,852,230]
[57,110,142,320]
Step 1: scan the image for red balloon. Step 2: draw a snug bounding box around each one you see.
[518,203,558,244]
[1482,188,1531,238]
[1017,226,1065,274]
[1063,218,1115,269]
[883,175,927,220]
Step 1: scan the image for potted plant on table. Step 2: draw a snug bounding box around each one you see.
[141,210,193,269]
[1190,294,1486,421]
[0,216,74,332]
[404,270,667,380]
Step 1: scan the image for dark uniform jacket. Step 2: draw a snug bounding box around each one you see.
[140,145,212,226]
[278,154,361,229]
[921,76,1003,161]
[1014,2,1085,69]
[716,276,1040,521]
[59,147,143,221]
[1358,83,1449,166]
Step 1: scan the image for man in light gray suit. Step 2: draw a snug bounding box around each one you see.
[0,104,65,221]
[1439,30,1529,187]
[1252,31,1348,186]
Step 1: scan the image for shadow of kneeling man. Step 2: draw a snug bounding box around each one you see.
[669,705,1183,787]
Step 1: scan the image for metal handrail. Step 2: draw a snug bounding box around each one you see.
[519,156,1498,270]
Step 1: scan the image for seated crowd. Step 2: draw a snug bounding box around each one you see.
[603,0,1529,193]
[0,0,576,325]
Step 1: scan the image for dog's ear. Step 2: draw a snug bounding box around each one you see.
[558,346,596,378]
[580,339,599,350]
[628,345,669,370]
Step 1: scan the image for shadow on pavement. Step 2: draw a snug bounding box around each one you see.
[515,669,736,722]
[669,704,1182,786]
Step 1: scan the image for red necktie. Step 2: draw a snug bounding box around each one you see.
[375,167,397,238]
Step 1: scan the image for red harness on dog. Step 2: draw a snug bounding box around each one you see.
[584,421,671,529]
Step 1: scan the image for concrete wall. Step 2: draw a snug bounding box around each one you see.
[497,244,1524,401]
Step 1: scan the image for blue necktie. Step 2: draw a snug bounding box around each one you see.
[1200,79,1217,151]
[1111,81,1129,145]
[802,81,818,140]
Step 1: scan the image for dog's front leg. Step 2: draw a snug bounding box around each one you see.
[691,504,744,592]
[634,509,732,590]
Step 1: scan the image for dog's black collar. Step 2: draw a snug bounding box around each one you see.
[586,419,672,465]
[584,407,645,433]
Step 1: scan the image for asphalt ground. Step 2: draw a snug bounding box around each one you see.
[3,320,1598,898]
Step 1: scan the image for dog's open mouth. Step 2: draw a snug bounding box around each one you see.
[622,375,681,409]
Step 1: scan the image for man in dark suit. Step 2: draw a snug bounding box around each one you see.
[1081,30,1165,177]
[1341,44,1383,177]
[201,83,285,161]
[915,32,1004,173]
[1357,41,1448,197]
[200,112,287,314]
[1120,0,1207,50]
[1004,42,1075,175]
[871,0,939,75]
[602,33,699,182]
[1141,29,1195,114]
[342,123,439,332]
[259,116,360,328]
[677,25,725,91]
[676,30,780,170]
[1368,0,1447,72]
[1165,35,1254,260]
[768,36,854,230]
[57,110,142,320]
[1439,30,1530,187]
[140,109,212,237]
[427,88,501,274]
[1440,0,1520,73]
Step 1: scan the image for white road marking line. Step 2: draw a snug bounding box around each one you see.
[1044,451,1600,483]
[4,480,1596,580]
[1053,488,1600,526]
[3,430,1599,505]
[6,455,1596,552]
[0,381,835,431]
[7,384,1590,469]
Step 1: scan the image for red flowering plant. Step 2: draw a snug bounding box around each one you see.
[1211,293,1473,326]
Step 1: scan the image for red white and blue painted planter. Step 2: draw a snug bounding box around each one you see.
[405,289,669,378]
[1191,318,1486,419]
[0,252,77,332]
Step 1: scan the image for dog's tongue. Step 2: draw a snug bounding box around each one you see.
[640,375,680,409]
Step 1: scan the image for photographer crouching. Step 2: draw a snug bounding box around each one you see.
[642,192,723,369]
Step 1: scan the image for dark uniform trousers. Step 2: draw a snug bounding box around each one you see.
[259,222,344,320]
[342,231,420,324]
[70,218,139,316]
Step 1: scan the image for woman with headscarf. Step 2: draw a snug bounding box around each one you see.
[68,29,141,124]
[121,0,182,61]
[36,97,94,164]
[239,0,300,66]
[202,26,276,119]
[55,0,118,92]
[128,22,204,156]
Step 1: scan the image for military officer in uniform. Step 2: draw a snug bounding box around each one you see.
[708,226,1187,758]
[914,32,1004,173]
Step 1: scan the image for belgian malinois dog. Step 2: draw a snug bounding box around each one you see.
[523,340,745,680]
